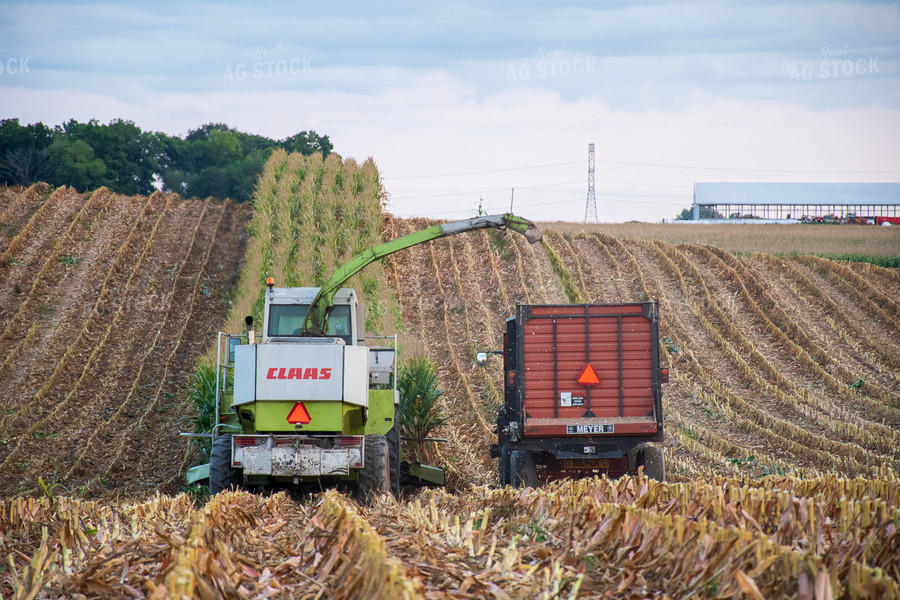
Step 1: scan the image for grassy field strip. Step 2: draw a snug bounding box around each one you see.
[95,201,231,494]
[0,191,158,439]
[542,231,588,303]
[52,200,210,489]
[545,221,900,258]
[0,193,173,480]
[541,233,585,304]
[0,188,113,380]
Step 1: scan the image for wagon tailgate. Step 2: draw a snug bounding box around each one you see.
[520,303,660,437]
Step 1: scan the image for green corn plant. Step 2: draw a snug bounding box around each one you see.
[187,362,218,460]
[397,357,448,463]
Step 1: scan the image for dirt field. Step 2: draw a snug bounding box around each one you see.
[0,184,251,497]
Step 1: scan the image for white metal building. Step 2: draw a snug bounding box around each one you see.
[692,183,900,220]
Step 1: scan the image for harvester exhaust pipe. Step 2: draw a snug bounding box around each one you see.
[245,315,255,345]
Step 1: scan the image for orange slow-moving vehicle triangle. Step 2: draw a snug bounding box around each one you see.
[577,364,601,386]
[287,402,311,424]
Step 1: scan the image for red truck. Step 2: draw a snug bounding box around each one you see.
[491,302,667,486]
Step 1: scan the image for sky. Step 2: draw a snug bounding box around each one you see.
[1,1,898,223]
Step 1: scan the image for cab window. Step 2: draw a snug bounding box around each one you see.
[268,304,352,343]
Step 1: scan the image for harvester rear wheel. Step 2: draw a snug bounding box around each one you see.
[510,450,538,488]
[209,434,242,494]
[358,435,389,502]
[387,419,401,497]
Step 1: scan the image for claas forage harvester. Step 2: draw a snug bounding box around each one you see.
[192,214,542,500]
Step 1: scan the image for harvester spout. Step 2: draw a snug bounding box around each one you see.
[301,213,542,337]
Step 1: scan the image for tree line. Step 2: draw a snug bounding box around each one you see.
[0,118,333,202]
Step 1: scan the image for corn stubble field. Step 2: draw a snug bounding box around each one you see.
[1,153,899,598]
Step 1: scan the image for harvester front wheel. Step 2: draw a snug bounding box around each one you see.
[210,434,242,494]
[510,450,538,488]
[358,434,389,502]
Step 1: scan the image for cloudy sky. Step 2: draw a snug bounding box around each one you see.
[1,1,898,222]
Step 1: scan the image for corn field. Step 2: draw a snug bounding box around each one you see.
[2,150,899,597]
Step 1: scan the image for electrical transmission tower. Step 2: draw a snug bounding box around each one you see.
[584,143,598,223]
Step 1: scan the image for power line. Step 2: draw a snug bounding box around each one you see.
[386,160,583,180]
[385,158,899,182]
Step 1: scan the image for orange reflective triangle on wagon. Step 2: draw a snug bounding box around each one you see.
[577,364,601,386]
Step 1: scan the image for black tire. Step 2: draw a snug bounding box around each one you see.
[627,444,644,474]
[358,434,389,502]
[498,444,510,487]
[386,418,401,497]
[643,445,665,482]
[209,434,242,494]
[510,450,538,488]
